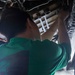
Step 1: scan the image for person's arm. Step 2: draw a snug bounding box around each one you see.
[41,19,58,41]
[58,11,71,45]
[57,10,71,66]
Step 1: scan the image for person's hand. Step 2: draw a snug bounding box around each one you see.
[0,38,7,42]
[58,10,69,20]
[0,33,7,42]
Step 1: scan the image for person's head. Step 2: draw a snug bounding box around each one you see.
[0,5,40,41]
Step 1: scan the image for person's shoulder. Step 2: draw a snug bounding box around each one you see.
[31,39,60,47]
[31,40,62,59]
[31,39,61,52]
[31,39,53,46]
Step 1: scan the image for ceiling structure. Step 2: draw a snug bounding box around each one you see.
[0,0,74,41]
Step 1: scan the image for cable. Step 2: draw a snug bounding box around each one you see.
[0,0,52,12]
[16,0,26,11]
[26,0,52,12]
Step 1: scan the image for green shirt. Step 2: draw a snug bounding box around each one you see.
[0,37,71,75]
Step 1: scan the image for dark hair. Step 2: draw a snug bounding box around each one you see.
[0,6,31,40]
